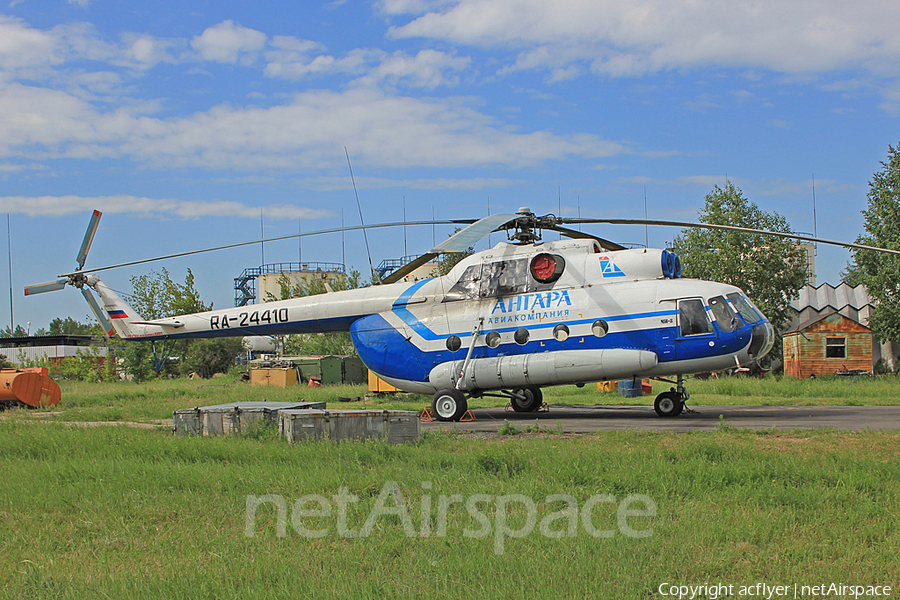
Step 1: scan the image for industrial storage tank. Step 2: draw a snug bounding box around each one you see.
[0,368,61,409]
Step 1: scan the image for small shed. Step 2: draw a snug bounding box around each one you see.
[783,309,873,378]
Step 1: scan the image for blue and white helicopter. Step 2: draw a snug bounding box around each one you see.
[25,208,898,421]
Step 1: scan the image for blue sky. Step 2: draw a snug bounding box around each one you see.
[4,0,900,331]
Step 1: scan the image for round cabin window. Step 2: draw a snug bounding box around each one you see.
[485,331,502,348]
[553,323,570,342]
[446,335,462,352]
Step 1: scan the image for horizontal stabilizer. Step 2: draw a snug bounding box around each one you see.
[129,320,185,330]
[24,278,68,296]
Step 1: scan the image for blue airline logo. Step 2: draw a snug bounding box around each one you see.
[491,290,572,314]
[599,256,625,278]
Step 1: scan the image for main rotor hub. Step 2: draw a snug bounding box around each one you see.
[504,210,560,244]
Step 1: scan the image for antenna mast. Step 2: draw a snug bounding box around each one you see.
[7,215,12,331]
[812,174,818,253]
[345,147,377,281]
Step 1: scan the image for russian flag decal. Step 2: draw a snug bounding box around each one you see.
[108,309,128,319]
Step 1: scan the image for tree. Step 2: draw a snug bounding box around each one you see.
[672,183,809,366]
[113,268,242,378]
[845,144,900,352]
[48,317,104,337]
[180,337,244,378]
[128,267,211,319]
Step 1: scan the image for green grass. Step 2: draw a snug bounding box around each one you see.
[4,373,899,425]
[1,422,899,598]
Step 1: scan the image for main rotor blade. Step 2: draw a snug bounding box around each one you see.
[549,224,626,251]
[76,209,102,271]
[562,218,900,256]
[59,219,465,277]
[381,252,440,285]
[82,287,114,337]
[24,278,69,296]
[430,213,517,253]
[381,214,517,284]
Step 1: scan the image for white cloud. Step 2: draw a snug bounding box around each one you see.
[389,0,900,79]
[351,49,470,89]
[0,81,627,169]
[0,15,63,71]
[0,195,331,220]
[118,88,626,169]
[265,47,374,79]
[190,20,266,64]
[379,0,454,15]
[298,175,522,191]
[264,43,470,89]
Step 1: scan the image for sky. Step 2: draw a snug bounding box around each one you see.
[3,0,900,332]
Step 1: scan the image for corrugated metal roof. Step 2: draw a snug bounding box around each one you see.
[790,283,871,312]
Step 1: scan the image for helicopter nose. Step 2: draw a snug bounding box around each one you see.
[748,321,775,360]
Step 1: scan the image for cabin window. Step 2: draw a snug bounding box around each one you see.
[678,298,713,336]
[481,259,528,298]
[826,337,846,358]
[708,295,738,333]
[725,292,762,324]
[444,257,560,302]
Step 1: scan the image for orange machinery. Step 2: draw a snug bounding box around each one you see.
[0,367,61,409]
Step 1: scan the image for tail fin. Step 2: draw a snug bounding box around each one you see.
[86,275,168,340]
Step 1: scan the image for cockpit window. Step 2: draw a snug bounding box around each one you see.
[708,295,738,333]
[679,298,713,336]
[444,264,482,301]
[726,292,762,324]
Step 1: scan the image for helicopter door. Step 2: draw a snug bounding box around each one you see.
[674,297,716,361]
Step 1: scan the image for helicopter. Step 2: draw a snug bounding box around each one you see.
[24,207,900,421]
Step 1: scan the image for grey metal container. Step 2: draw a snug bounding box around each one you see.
[278,409,420,444]
[278,409,328,443]
[174,401,326,436]
[173,408,203,436]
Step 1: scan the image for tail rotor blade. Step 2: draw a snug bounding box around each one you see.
[76,209,102,271]
[81,287,113,337]
[24,278,69,296]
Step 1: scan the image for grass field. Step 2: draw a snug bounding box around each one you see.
[1,421,899,599]
[6,373,900,424]
[2,376,900,598]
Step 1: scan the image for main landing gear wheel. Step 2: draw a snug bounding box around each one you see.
[654,391,684,417]
[510,386,543,412]
[432,388,468,422]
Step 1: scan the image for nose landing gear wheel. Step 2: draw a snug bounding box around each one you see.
[654,391,684,417]
[510,386,543,412]
[432,388,468,422]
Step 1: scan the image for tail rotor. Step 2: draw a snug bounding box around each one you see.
[23,210,113,335]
